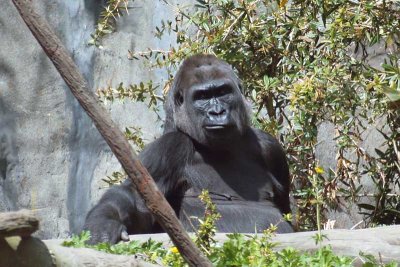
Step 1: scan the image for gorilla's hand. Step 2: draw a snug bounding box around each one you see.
[84,219,129,245]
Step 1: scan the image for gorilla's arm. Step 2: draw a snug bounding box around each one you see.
[254,128,291,215]
[83,132,194,244]
[83,182,151,244]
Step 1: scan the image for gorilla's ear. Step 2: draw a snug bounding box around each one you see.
[174,91,184,107]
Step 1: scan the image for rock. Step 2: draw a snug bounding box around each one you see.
[127,225,400,265]
[0,209,39,238]
[0,236,159,267]
[0,236,55,267]
[1,219,398,266]
[45,240,161,267]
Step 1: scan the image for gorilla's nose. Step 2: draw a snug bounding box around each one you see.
[207,106,227,122]
[207,113,228,128]
[208,107,226,116]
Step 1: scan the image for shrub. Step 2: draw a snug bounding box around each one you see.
[95,0,400,230]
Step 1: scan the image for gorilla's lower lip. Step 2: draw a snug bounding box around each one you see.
[204,125,229,130]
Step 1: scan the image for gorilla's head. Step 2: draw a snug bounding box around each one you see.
[164,54,250,147]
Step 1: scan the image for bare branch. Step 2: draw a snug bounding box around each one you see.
[10,1,211,266]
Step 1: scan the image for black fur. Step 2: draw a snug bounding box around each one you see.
[83,54,293,244]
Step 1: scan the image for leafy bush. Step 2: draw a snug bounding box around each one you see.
[94,0,400,230]
[63,208,398,267]
[63,231,347,266]
[85,1,399,265]
[65,192,398,266]
[89,0,131,46]
[63,226,397,266]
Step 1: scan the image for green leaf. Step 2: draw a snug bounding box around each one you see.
[382,87,400,102]
[374,148,386,158]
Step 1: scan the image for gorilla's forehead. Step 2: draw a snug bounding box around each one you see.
[180,63,237,88]
[189,78,236,92]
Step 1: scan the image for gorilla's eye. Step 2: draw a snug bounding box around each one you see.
[217,85,232,96]
[194,90,210,100]
[175,93,184,106]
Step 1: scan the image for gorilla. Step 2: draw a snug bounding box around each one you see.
[83,54,293,244]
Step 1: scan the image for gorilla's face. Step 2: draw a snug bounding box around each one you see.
[187,78,242,139]
[168,55,250,147]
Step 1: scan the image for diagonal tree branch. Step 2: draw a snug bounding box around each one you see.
[10,1,212,266]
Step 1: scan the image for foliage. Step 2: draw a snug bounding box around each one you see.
[194,190,222,253]
[100,125,151,186]
[96,81,163,112]
[96,0,400,230]
[209,235,356,267]
[63,231,167,264]
[62,230,91,248]
[63,229,397,266]
[102,171,126,186]
[124,126,146,150]
[89,0,132,46]
[64,192,397,266]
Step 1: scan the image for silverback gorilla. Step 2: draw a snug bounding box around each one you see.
[83,54,293,244]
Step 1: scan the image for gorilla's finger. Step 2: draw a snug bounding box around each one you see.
[121,230,130,241]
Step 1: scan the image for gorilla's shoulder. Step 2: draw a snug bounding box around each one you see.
[251,128,282,149]
[250,127,287,163]
[138,132,194,181]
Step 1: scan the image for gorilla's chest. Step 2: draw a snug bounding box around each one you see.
[179,197,282,233]
[179,151,284,233]
[184,150,274,201]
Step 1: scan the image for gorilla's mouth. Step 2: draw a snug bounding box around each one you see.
[204,125,235,133]
[204,125,228,130]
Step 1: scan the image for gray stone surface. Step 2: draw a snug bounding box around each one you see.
[314,43,394,229]
[0,0,177,239]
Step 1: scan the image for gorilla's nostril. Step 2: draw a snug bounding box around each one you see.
[209,109,225,116]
